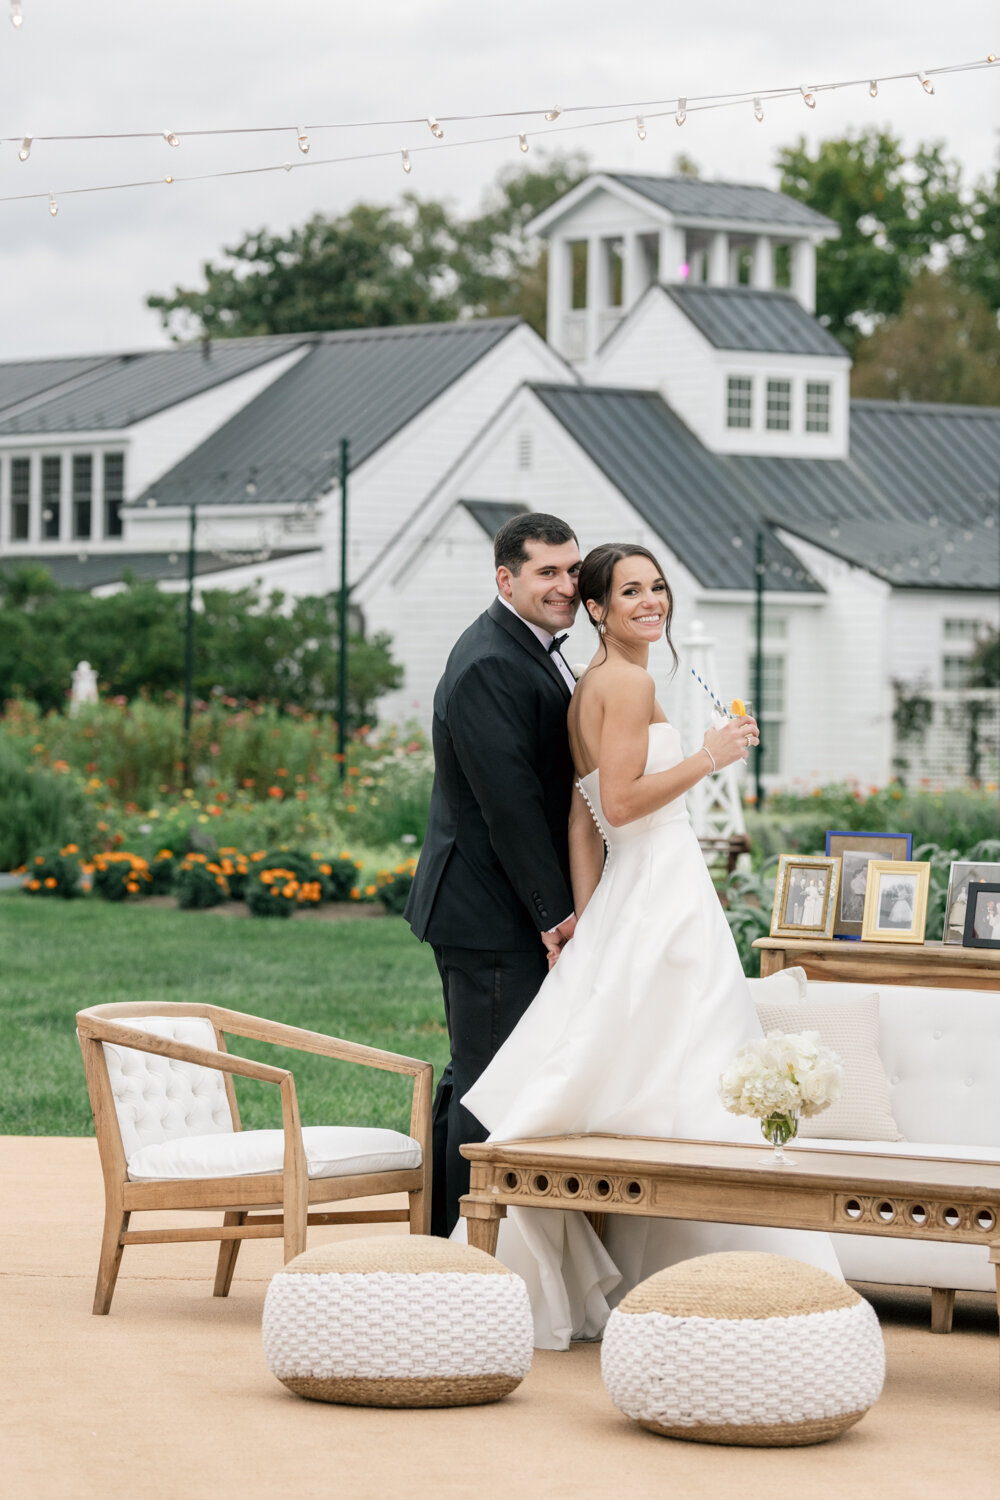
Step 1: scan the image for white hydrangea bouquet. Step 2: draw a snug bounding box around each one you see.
[719,1030,844,1166]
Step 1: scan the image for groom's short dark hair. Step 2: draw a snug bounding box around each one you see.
[494,512,577,575]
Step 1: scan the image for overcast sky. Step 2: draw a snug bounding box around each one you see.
[1,1,997,358]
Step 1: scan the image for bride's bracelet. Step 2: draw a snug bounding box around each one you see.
[700,746,717,775]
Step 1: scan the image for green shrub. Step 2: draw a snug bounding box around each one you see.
[22,844,83,899]
[245,862,322,918]
[215,848,249,899]
[376,865,416,916]
[92,850,153,901]
[0,738,97,869]
[175,854,229,910]
[148,849,176,894]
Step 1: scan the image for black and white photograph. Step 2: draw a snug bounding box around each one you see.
[862,860,931,943]
[770,855,840,939]
[962,882,1000,948]
[825,832,913,939]
[943,862,1000,943]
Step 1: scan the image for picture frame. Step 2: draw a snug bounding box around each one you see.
[825,830,914,940]
[942,861,1000,944]
[770,854,842,940]
[861,860,931,944]
[961,882,1000,949]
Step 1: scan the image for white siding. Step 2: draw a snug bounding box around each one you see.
[594,291,715,430]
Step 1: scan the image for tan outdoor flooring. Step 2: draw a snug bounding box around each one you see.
[3,1136,998,1499]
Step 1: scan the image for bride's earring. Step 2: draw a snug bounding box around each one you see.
[599,621,606,636]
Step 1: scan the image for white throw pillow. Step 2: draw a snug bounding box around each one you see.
[754,991,904,1142]
[747,966,808,1005]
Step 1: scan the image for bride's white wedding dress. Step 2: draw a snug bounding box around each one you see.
[462,722,841,1350]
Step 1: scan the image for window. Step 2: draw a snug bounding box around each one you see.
[570,242,588,310]
[726,377,753,429]
[766,379,791,432]
[942,655,975,690]
[41,455,61,539]
[11,456,30,540]
[943,618,983,641]
[103,451,125,537]
[72,454,93,540]
[747,651,787,776]
[805,381,831,433]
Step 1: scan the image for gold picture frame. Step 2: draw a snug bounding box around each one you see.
[861,860,931,944]
[770,854,842,940]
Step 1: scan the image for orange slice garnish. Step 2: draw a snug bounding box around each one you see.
[730,697,746,717]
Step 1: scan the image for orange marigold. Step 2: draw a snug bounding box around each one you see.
[44,877,57,889]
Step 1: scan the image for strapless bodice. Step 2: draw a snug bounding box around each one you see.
[577,722,689,847]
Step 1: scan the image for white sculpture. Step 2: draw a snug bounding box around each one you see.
[70,660,98,714]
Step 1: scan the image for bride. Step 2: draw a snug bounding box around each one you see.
[462,542,842,1349]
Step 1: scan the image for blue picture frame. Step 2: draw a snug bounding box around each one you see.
[825,830,914,940]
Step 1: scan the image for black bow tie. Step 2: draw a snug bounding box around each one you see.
[548,634,569,654]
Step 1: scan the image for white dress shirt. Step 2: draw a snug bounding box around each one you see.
[496,594,575,931]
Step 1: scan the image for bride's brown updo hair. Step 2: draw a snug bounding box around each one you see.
[577,542,678,672]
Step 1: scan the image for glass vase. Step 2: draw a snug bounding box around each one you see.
[760,1109,799,1166]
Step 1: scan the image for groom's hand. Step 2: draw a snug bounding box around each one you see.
[542,913,577,969]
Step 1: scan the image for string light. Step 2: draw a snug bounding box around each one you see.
[917,72,935,94]
[9,0,22,26]
[401,148,411,173]
[869,79,879,97]
[48,193,57,217]
[296,126,310,154]
[675,97,687,126]
[518,132,529,152]
[544,106,561,121]
[164,175,174,184]
[800,85,816,108]
[163,130,180,148]
[989,54,997,64]
[18,134,31,162]
[427,116,443,139]
[636,115,646,140]
[753,96,764,122]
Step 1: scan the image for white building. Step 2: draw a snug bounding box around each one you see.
[0,172,997,785]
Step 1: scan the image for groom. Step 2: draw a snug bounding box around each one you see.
[405,512,582,1235]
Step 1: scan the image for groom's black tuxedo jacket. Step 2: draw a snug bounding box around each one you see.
[405,599,575,951]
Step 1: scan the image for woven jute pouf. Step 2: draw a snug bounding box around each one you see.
[262,1235,533,1407]
[601,1252,884,1446]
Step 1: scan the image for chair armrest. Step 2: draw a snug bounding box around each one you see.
[211,1007,431,1078]
[76,1015,289,1087]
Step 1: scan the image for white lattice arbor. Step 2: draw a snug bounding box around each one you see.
[681,620,749,864]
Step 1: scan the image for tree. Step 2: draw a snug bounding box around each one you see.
[954,151,1000,315]
[147,153,590,342]
[851,269,1000,405]
[776,130,970,351]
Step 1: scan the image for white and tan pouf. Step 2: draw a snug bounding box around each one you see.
[262,1235,533,1407]
[601,1252,884,1446]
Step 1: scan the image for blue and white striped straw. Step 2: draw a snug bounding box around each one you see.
[690,668,729,717]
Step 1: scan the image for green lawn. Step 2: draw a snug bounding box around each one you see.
[0,892,447,1137]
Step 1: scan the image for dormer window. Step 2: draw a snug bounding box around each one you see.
[766,380,791,432]
[726,377,753,429]
[806,381,831,433]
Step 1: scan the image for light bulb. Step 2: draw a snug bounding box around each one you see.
[163,130,180,148]
[427,116,443,139]
[164,175,174,184]
[675,97,687,126]
[282,162,292,173]
[518,132,529,152]
[636,115,646,140]
[10,0,23,26]
[753,97,764,123]
[988,54,997,64]
[544,106,561,121]
[800,86,816,108]
[48,193,57,218]
[869,79,878,97]
[18,134,31,162]
[918,72,934,94]
[297,126,310,154]
[401,148,411,173]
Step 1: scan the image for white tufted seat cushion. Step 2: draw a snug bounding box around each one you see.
[102,1015,234,1160]
[126,1125,422,1183]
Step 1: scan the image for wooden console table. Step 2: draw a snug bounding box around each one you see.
[755,937,1000,991]
[460,1133,1000,1345]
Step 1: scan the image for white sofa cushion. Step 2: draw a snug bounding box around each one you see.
[747,967,808,1005]
[102,1015,233,1160]
[126,1125,422,1183]
[755,992,904,1142]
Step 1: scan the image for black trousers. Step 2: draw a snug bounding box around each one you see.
[431,943,548,1237]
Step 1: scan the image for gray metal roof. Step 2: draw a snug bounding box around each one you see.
[460,500,529,538]
[0,355,116,418]
[0,549,319,591]
[533,384,1000,592]
[532,384,821,592]
[0,337,307,435]
[138,319,520,509]
[611,174,837,231]
[664,286,848,358]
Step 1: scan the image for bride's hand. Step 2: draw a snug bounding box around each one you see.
[703,715,759,771]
